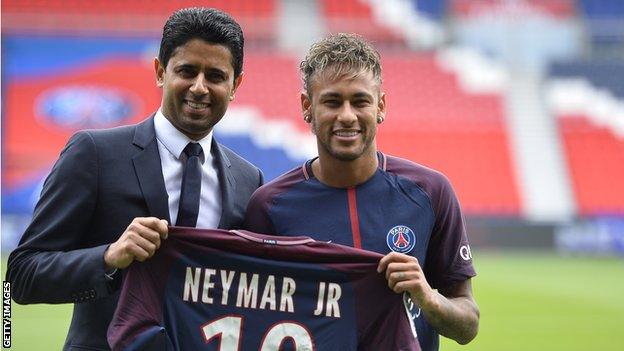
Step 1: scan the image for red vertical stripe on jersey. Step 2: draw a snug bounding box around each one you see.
[347,188,362,249]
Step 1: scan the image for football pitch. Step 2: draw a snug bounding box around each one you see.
[2,252,623,350]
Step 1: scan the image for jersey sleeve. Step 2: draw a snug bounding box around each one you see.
[424,175,476,289]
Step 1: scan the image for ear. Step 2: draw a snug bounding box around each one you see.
[301,92,312,123]
[231,72,244,96]
[377,91,387,121]
[154,57,165,87]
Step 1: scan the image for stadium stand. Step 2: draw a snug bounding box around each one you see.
[548,61,624,215]
[1,0,277,43]
[450,0,576,18]
[234,54,304,130]
[577,0,624,46]
[411,0,446,21]
[320,0,407,48]
[379,53,520,215]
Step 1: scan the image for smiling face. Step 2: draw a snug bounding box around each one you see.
[155,38,243,140]
[302,68,385,162]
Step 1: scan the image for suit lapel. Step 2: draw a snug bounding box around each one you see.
[212,139,236,229]
[132,117,171,223]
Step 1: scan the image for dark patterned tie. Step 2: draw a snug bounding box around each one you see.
[176,142,203,227]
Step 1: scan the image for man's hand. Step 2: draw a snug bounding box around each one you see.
[377,251,436,309]
[378,251,479,344]
[104,217,169,270]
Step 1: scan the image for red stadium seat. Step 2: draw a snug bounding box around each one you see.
[1,0,277,42]
[319,0,407,48]
[378,53,520,215]
[558,115,624,215]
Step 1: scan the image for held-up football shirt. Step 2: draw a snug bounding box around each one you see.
[107,228,421,351]
[245,152,477,351]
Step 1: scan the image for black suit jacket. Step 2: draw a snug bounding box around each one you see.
[6,117,263,350]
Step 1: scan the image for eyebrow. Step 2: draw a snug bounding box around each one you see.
[319,92,374,99]
[175,64,229,76]
[174,63,197,71]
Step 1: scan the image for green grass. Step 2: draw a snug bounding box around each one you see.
[2,252,624,350]
[441,252,624,350]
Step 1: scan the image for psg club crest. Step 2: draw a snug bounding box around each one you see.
[386,225,416,253]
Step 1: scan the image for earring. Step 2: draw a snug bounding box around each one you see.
[377,116,384,124]
[303,113,311,123]
[229,95,235,101]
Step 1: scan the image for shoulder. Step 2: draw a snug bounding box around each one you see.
[58,124,134,158]
[214,142,264,197]
[383,153,459,209]
[249,165,306,205]
[217,143,261,174]
[385,154,452,191]
[59,121,152,169]
[215,143,263,188]
[71,119,148,150]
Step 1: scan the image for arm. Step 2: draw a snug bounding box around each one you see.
[6,132,168,304]
[378,252,479,344]
[6,132,108,304]
[433,279,479,344]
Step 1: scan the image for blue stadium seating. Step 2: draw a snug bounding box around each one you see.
[578,0,624,18]
[411,0,446,20]
[550,61,624,98]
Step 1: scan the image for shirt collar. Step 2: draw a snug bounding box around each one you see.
[154,109,213,162]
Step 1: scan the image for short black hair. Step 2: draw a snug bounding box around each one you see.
[158,7,244,78]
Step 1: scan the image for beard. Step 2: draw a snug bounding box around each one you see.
[315,130,376,162]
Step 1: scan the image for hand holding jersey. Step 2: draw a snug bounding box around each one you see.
[378,252,434,304]
[104,217,169,270]
[378,252,479,345]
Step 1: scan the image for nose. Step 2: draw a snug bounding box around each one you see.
[337,102,357,124]
[189,74,209,96]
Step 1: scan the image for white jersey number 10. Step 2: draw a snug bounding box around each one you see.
[201,315,315,351]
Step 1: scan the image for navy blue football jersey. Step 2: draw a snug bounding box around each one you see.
[107,228,420,351]
[245,152,477,351]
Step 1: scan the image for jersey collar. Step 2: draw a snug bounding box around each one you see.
[302,151,387,181]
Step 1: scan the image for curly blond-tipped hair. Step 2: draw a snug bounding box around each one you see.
[300,33,382,96]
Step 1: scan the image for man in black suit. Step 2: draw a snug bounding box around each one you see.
[6,8,263,350]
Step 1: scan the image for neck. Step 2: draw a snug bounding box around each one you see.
[312,148,379,188]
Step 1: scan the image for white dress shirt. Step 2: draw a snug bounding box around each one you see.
[154,110,222,228]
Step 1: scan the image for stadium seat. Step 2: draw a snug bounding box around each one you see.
[548,61,624,215]
[1,0,277,43]
[378,53,520,215]
[319,0,407,48]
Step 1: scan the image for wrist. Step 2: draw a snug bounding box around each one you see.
[414,289,440,315]
[103,243,117,271]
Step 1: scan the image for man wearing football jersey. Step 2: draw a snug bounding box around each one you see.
[245,33,479,350]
